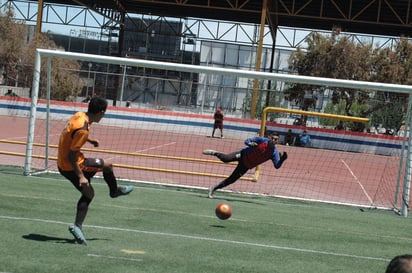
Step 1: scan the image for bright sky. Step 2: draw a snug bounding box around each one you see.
[1,0,399,50]
[2,0,306,49]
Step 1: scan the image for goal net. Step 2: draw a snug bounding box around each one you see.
[19,49,412,215]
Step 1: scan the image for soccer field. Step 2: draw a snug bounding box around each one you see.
[0,165,410,273]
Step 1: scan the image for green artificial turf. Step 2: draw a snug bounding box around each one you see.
[0,165,410,273]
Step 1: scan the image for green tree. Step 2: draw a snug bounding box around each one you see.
[242,79,282,120]
[24,34,84,101]
[0,5,27,86]
[286,29,410,131]
[0,6,83,101]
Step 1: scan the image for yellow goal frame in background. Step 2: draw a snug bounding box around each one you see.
[252,107,369,181]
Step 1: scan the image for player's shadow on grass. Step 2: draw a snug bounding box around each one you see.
[22,233,75,244]
[22,233,103,244]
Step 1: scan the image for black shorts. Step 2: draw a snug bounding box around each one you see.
[58,157,104,191]
[81,158,105,172]
[214,122,223,129]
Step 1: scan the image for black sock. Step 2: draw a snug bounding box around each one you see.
[103,171,118,195]
[75,195,92,229]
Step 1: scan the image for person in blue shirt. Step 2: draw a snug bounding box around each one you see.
[298,130,311,147]
[203,133,288,198]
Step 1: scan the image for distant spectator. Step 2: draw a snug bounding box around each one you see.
[126,101,132,108]
[211,108,224,138]
[385,129,395,135]
[5,88,18,97]
[284,129,295,146]
[293,117,302,126]
[385,254,412,273]
[296,130,311,147]
[293,116,307,126]
[335,121,346,130]
[351,122,365,132]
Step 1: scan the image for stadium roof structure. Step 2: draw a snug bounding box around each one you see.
[34,0,412,38]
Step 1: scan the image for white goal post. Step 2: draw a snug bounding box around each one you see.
[25,48,412,216]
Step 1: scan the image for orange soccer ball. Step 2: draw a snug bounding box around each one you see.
[215,203,232,220]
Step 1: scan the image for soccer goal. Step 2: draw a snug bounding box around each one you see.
[21,48,412,216]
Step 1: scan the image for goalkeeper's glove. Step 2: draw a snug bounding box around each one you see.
[275,151,288,169]
[280,151,288,161]
[248,142,258,147]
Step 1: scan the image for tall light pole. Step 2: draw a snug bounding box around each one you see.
[68,29,76,51]
[87,63,92,97]
[119,65,127,106]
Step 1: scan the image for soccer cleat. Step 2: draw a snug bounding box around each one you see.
[68,225,87,245]
[203,149,218,156]
[208,187,214,199]
[110,185,134,198]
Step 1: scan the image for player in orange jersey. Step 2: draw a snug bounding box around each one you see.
[57,96,133,245]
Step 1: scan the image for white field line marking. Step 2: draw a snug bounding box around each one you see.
[87,253,142,262]
[106,141,176,161]
[0,215,389,262]
[341,158,374,205]
[134,142,177,153]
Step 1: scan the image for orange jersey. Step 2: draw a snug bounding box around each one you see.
[57,112,90,171]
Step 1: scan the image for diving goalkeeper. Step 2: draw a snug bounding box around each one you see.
[203,133,288,198]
